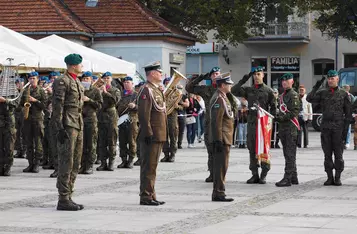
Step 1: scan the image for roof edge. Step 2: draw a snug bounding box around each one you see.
[93,32,195,41]
[21,31,94,38]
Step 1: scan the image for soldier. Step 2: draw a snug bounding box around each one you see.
[42,78,53,169]
[231,66,276,184]
[177,85,189,149]
[96,72,121,172]
[138,61,167,206]
[14,78,26,159]
[161,77,181,163]
[186,67,221,182]
[0,95,21,176]
[275,73,301,187]
[210,73,235,202]
[22,72,47,173]
[79,71,103,174]
[307,70,352,186]
[92,75,101,165]
[134,81,145,166]
[52,53,84,211]
[117,76,138,169]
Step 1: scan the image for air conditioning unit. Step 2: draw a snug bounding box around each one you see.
[85,0,99,7]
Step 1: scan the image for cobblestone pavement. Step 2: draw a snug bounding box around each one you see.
[1,131,357,233]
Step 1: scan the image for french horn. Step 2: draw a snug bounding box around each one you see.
[164,69,187,115]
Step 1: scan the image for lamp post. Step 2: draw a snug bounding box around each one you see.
[221,44,230,64]
[335,31,338,70]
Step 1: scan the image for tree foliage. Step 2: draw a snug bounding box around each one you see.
[139,0,299,45]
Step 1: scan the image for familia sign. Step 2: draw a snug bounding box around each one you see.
[271,57,300,72]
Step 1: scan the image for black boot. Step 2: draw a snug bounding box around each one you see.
[0,165,3,176]
[126,158,134,169]
[50,169,58,178]
[14,150,25,159]
[275,177,291,187]
[178,142,182,149]
[3,165,11,176]
[205,172,213,183]
[23,164,33,173]
[32,161,40,173]
[160,153,170,162]
[334,171,342,186]
[324,171,334,186]
[259,171,267,184]
[96,160,108,171]
[94,159,101,164]
[117,158,126,168]
[247,171,260,184]
[275,143,280,149]
[83,165,93,175]
[43,164,55,170]
[107,159,115,171]
[57,199,81,211]
[291,174,299,185]
[168,153,175,163]
[78,165,86,174]
[134,158,141,166]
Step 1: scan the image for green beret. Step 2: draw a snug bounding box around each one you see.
[64,53,83,65]
[252,66,264,73]
[327,70,338,77]
[280,73,294,81]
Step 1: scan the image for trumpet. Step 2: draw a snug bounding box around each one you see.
[92,77,105,88]
[23,84,31,120]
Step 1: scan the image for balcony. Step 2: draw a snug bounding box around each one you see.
[244,22,310,44]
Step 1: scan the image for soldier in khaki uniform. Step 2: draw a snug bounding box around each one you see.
[96,72,121,172]
[22,72,47,173]
[210,73,234,202]
[52,54,84,211]
[79,71,103,174]
[138,61,167,206]
[0,94,21,176]
[117,76,138,169]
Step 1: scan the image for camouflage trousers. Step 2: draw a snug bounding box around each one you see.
[82,121,98,167]
[42,120,51,164]
[279,127,298,178]
[56,127,83,199]
[49,122,58,168]
[247,121,270,174]
[321,128,344,173]
[119,121,138,162]
[98,122,118,161]
[0,127,16,166]
[14,112,25,153]
[163,114,178,154]
[23,120,44,164]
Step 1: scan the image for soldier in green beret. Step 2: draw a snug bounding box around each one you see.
[275,73,301,187]
[307,70,352,186]
[51,53,85,211]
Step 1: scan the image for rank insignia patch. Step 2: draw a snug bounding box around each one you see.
[214,103,220,108]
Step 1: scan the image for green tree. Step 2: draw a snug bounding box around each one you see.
[139,0,298,45]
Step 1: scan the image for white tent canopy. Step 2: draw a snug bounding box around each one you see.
[0,41,40,67]
[0,26,71,69]
[39,34,136,75]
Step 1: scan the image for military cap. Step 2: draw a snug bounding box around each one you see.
[92,75,98,81]
[15,78,24,83]
[209,67,220,76]
[64,53,83,65]
[163,77,171,84]
[135,81,145,88]
[251,66,264,73]
[280,73,294,80]
[327,70,338,77]
[123,76,133,81]
[49,71,60,78]
[215,72,234,84]
[82,71,93,78]
[143,61,162,73]
[102,71,112,78]
[28,71,39,77]
[40,76,49,82]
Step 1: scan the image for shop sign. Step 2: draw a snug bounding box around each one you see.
[271,57,300,71]
[186,42,220,54]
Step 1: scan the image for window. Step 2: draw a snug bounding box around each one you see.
[340,71,356,86]
[344,54,357,68]
[313,62,334,75]
[314,63,323,75]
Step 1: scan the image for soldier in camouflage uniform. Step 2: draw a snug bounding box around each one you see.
[14,78,26,158]
[117,76,138,169]
[42,78,53,169]
[96,72,121,172]
[0,94,21,176]
[275,73,301,187]
[231,66,276,184]
[79,71,103,174]
[22,72,47,173]
[307,70,352,186]
[186,67,228,182]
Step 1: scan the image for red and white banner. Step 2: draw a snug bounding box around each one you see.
[256,106,273,165]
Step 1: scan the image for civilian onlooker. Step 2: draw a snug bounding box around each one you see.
[342,85,356,149]
[186,94,199,148]
[297,85,313,148]
[232,96,241,146]
[196,95,205,143]
[237,99,248,148]
[177,85,189,149]
[271,88,280,148]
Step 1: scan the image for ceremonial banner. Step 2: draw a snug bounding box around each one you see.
[256,106,273,165]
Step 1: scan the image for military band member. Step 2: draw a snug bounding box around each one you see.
[52,54,84,211]
[134,81,145,166]
[22,72,47,173]
[96,72,121,172]
[117,76,138,169]
[14,78,26,158]
[210,73,234,202]
[275,73,300,187]
[307,70,352,186]
[79,71,103,174]
[231,66,276,184]
[0,95,21,176]
[42,77,53,169]
[177,85,190,149]
[138,61,167,206]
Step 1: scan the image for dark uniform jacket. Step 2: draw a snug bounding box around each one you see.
[82,86,103,123]
[20,86,47,121]
[51,72,84,132]
[138,82,167,142]
[98,86,121,124]
[209,90,234,145]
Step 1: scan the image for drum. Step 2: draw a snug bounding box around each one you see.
[118,114,130,126]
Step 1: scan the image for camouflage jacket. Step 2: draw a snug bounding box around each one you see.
[83,86,103,123]
[277,88,300,130]
[117,89,138,123]
[20,85,47,122]
[98,86,121,123]
[0,98,20,128]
